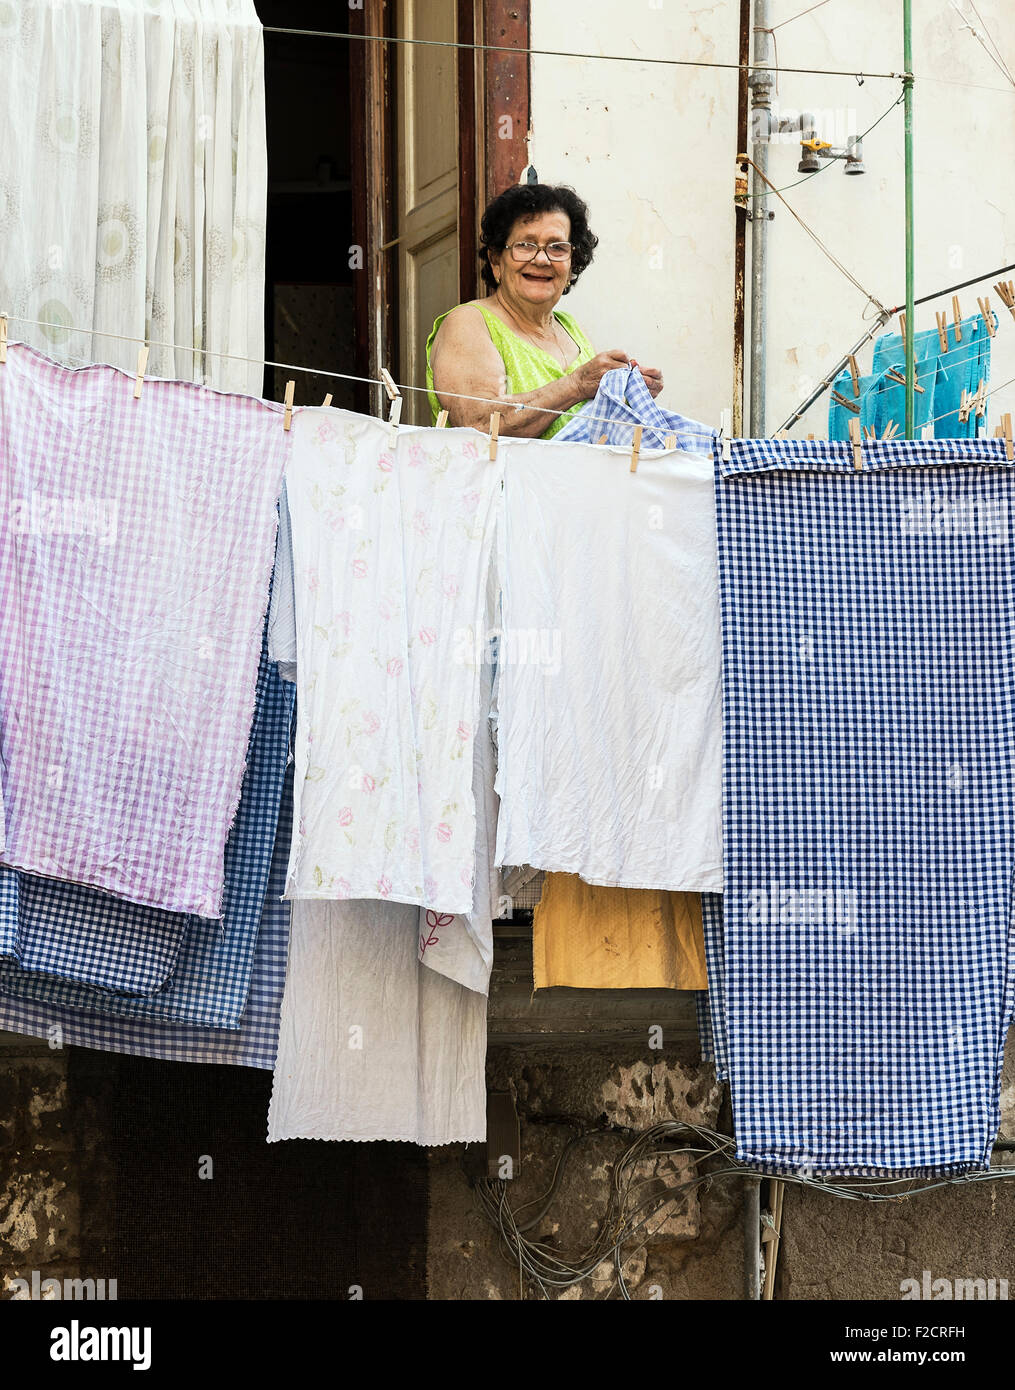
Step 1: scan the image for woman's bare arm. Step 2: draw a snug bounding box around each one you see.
[429,305,630,438]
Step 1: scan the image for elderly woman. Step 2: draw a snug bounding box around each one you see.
[426,183,663,438]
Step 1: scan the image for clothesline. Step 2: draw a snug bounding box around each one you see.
[5,309,1013,442]
[261,25,906,83]
[264,24,1015,99]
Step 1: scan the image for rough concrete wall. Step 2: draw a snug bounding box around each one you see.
[428,1030,1015,1301]
[0,1037,75,1294]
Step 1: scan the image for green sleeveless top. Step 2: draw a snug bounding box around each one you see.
[425,300,595,439]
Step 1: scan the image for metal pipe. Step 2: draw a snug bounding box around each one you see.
[903,1,915,436]
[744,1174,762,1300]
[748,0,773,438]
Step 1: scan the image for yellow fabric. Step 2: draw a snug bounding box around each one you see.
[532,875,708,991]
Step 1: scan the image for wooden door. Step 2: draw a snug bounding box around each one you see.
[395,0,463,424]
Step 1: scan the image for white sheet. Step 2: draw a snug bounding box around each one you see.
[494,437,723,892]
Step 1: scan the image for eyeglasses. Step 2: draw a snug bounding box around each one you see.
[505,240,573,263]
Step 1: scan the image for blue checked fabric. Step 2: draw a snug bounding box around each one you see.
[695,893,727,1079]
[714,434,1015,1176]
[556,365,714,453]
[0,769,293,1070]
[0,631,294,1026]
[1,872,188,994]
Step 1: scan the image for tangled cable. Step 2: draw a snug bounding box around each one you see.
[473,1119,1015,1300]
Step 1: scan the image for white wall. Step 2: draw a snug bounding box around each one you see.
[528,0,1015,437]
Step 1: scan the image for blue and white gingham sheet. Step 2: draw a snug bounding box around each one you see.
[0,633,294,1027]
[556,365,714,453]
[713,433,1015,1176]
[1,870,189,994]
[0,769,294,1071]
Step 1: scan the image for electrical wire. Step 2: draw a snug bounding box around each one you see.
[739,153,891,315]
[950,0,1015,90]
[769,0,834,32]
[474,1121,1015,1300]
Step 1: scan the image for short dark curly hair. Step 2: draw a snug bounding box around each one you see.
[479,183,597,295]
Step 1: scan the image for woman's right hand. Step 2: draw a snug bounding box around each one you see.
[569,350,631,402]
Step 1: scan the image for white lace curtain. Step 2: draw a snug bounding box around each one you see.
[0,0,266,394]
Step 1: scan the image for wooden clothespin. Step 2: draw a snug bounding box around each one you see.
[664,433,676,451]
[596,433,608,445]
[882,420,899,441]
[862,424,874,441]
[488,411,501,462]
[973,378,987,418]
[898,312,906,350]
[935,311,949,354]
[848,354,860,398]
[978,297,995,338]
[994,280,1015,323]
[806,432,815,440]
[886,368,925,395]
[0,313,7,364]
[720,408,732,463]
[629,424,643,474]
[379,366,402,435]
[848,417,863,470]
[283,379,295,432]
[436,409,449,429]
[831,389,861,414]
[1002,413,1014,462]
[958,388,972,425]
[133,345,149,400]
[322,393,333,408]
[952,296,962,342]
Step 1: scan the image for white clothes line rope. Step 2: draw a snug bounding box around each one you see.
[1,314,715,442]
[4,311,1012,442]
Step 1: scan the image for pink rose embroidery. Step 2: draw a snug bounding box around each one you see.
[337,807,353,827]
[404,828,420,853]
[442,575,459,597]
[386,657,403,677]
[424,876,438,900]
[436,822,451,843]
[305,567,320,595]
[418,627,436,646]
[456,720,471,742]
[408,442,424,468]
[362,711,380,735]
[462,441,478,460]
[412,510,430,538]
[378,452,394,472]
[361,773,375,792]
[378,596,397,620]
[334,877,351,899]
[352,558,367,578]
[377,875,392,897]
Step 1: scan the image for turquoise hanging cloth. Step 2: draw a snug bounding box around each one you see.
[828,362,935,439]
[829,312,995,440]
[872,313,993,437]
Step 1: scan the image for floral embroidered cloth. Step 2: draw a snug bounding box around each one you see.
[0,343,288,916]
[284,411,503,915]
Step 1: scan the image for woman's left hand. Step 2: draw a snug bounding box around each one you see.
[631,361,664,399]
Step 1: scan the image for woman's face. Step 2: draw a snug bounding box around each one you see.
[489,210,572,309]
